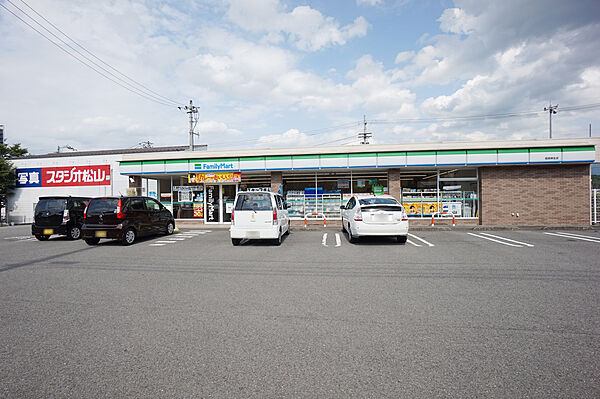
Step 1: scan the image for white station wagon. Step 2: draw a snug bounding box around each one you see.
[341,195,409,243]
[230,191,290,246]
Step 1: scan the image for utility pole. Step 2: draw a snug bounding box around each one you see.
[544,102,558,139]
[590,123,592,137]
[179,100,199,151]
[358,115,372,144]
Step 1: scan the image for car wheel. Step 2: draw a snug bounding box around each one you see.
[121,228,136,246]
[348,226,358,243]
[165,221,175,235]
[85,237,100,245]
[67,226,82,240]
[231,238,242,246]
[397,235,407,244]
[273,231,282,246]
[35,235,50,241]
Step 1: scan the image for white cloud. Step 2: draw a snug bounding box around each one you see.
[356,0,383,6]
[394,51,414,64]
[227,0,369,51]
[197,121,242,136]
[256,128,312,147]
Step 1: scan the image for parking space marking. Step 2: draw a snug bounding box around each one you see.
[467,232,524,247]
[188,230,211,234]
[407,233,434,247]
[335,233,341,247]
[406,239,421,247]
[479,232,535,247]
[322,233,328,247]
[149,243,166,247]
[544,232,600,243]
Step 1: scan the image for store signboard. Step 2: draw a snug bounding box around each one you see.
[193,160,238,171]
[16,165,111,188]
[173,185,203,191]
[188,172,241,183]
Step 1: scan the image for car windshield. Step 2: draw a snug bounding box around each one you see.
[35,199,66,213]
[235,193,273,211]
[358,198,399,206]
[87,198,119,214]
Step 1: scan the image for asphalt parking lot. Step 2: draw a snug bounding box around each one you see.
[1,224,599,398]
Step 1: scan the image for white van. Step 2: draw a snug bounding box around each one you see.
[230,191,290,246]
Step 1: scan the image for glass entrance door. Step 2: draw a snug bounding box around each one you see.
[205,184,238,223]
[222,185,237,223]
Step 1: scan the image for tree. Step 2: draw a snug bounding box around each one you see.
[0,143,28,220]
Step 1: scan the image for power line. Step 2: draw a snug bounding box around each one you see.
[14,0,184,107]
[0,1,182,107]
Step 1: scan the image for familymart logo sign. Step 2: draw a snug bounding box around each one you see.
[194,161,237,171]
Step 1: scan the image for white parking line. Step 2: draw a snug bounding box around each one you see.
[407,233,434,247]
[149,243,166,246]
[335,233,341,247]
[322,233,328,247]
[467,232,524,247]
[554,231,600,242]
[154,240,177,244]
[188,230,211,234]
[406,239,421,247]
[479,232,535,247]
[544,232,600,243]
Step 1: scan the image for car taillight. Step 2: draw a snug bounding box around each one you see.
[273,208,278,225]
[116,199,125,219]
[402,210,408,222]
[62,209,69,224]
[354,207,363,221]
[83,200,90,219]
[231,209,234,224]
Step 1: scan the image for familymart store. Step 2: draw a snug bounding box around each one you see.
[119,138,599,226]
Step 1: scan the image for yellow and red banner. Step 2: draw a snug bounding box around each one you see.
[193,202,204,218]
[188,172,241,184]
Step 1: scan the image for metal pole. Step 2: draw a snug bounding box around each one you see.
[549,106,552,139]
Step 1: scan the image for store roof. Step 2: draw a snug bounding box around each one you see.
[120,138,600,163]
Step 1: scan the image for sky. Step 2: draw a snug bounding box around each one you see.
[1,0,599,155]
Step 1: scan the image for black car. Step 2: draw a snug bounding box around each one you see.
[81,196,175,246]
[32,196,91,241]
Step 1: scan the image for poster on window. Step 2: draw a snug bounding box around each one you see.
[404,202,422,216]
[337,179,349,188]
[422,202,438,215]
[193,202,204,218]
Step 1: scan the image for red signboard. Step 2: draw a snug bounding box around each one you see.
[42,165,111,187]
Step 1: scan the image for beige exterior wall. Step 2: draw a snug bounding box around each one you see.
[388,169,401,202]
[479,164,590,226]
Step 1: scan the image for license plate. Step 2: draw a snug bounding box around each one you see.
[374,214,392,222]
[246,231,260,238]
[95,231,107,238]
[43,229,54,235]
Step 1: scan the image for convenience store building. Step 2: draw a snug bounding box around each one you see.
[117,137,599,226]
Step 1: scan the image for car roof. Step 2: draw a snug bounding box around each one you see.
[236,191,277,195]
[39,196,90,200]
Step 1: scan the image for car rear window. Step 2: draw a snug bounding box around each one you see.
[87,198,119,214]
[235,193,273,211]
[35,199,66,213]
[359,198,400,206]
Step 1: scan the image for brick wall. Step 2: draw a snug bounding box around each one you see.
[388,168,401,201]
[479,164,590,226]
[270,171,283,194]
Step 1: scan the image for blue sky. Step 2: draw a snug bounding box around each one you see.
[1,0,599,154]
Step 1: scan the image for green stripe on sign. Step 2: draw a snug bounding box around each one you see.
[498,149,528,153]
[190,158,238,163]
[165,159,188,164]
[265,156,291,161]
[437,150,466,155]
[142,161,164,165]
[348,153,377,158]
[292,155,319,160]
[239,156,265,162]
[562,146,595,152]
[467,149,497,154]
[529,147,561,153]
[320,154,347,159]
[377,152,406,157]
[120,161,142,166]
[407,151,435,156]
